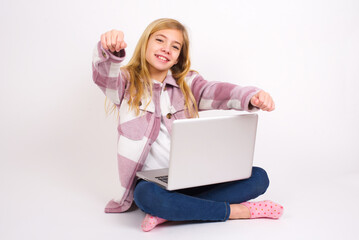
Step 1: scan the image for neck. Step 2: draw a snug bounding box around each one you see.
[149,67,168,83]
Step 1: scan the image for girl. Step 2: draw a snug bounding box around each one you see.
[92,18,282,232]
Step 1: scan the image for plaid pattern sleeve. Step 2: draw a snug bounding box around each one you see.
[187,72,261,112]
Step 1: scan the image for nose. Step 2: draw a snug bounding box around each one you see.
[161,44,170,54]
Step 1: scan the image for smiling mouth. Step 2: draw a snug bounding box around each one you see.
[155,54,170,62]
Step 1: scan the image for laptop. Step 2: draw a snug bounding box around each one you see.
[136,113,258,190]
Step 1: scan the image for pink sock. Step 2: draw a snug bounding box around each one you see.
[241,200,283,219]
[141,214,168,232]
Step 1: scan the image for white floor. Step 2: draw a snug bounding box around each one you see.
[1,157,358,240]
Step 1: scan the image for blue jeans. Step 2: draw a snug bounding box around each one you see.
[133,166,269,221]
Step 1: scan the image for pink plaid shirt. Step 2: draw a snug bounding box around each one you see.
[92,42,260,213]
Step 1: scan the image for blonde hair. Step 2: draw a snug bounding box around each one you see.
[106,18,198,118]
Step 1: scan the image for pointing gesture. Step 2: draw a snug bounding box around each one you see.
[250,90,275,112]
[101,29,127,53]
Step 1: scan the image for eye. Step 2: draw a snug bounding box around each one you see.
[172,45,180,50]
[156,38,163,43]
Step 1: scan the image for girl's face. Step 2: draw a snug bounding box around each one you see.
[145,29,183,79]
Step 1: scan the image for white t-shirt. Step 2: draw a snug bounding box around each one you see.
[142,81,171,171]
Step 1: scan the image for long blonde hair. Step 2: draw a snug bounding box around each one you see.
[107,18,198,118]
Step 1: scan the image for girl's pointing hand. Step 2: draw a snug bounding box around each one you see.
[250,90,275,112]
[101,29,127,53]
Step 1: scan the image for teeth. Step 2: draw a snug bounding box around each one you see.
[157,55,168,61]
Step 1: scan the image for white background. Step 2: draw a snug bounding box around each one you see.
[1,0,358,239]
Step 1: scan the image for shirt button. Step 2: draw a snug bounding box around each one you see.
[166,113,172,119]
[102,51,107,58]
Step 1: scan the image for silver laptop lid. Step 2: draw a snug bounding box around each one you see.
[167,114,258,190]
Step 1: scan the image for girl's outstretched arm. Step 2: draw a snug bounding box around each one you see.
[189,73,264,112]
[188,73,275,112]
[92,30,128,105]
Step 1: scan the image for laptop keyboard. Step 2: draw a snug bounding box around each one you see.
[155,175,168,184]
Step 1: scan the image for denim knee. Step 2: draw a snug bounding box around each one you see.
[133,180,163,214]
[252,167,270,195]
[134,181,151,211]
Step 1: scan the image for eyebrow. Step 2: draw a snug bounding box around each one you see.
[155,34,182,46]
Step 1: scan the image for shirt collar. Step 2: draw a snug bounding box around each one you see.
[162,70,180,88]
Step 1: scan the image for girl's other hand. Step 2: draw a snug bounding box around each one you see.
[250,90,275,112]
[101,30,127,53]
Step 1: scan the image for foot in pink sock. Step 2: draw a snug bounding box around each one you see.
[241,200,283,219]
[141,214,168,232]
